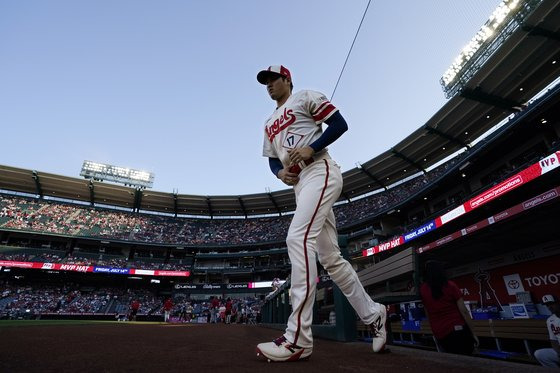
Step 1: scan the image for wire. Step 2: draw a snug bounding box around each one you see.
[331,0,372,101]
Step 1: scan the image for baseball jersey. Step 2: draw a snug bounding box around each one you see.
[262,90,338,167]
[546,314,560,342]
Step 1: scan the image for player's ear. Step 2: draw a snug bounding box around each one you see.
[288,78,293,91]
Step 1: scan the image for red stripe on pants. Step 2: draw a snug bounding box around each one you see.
[293,160,330,345]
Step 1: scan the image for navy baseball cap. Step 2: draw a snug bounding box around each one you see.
[257,65,292,85]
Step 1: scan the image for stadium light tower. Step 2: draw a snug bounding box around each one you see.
[440,0,543,99]
[80,160,155,189]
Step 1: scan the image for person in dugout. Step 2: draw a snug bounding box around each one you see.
[420,260,479,355]
[534,294,560,368]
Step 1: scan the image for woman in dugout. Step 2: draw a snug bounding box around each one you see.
[420,260,479,355]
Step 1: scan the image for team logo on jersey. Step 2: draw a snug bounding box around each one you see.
[283,132,303,149]
[266,108,296,142]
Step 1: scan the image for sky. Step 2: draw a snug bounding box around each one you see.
[0,0,501,196]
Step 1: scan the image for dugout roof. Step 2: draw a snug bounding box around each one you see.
[1,0,560,217]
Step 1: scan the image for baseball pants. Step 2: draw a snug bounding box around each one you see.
[284,158,383,348]
[534,348,560,367]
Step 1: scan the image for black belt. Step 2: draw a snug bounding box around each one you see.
[288,158,314,175]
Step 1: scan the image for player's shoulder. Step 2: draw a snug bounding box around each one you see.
[547,314,560,324]
[290,90,330,108]
[293,89,328,99]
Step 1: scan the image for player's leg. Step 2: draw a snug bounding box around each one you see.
[316,209,383,322]
[534,348,560,367]
[257,160,336,361]
[284,160,346,348]
[315,163,387,352]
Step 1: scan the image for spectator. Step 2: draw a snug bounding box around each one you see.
[534,294,560,368]
[420,260,479,355]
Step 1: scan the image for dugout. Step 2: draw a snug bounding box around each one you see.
[356,169,560,362]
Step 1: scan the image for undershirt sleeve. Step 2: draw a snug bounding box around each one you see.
[309,111,348,153]
[268,157,283,177]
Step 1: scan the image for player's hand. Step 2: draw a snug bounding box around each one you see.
[288,146,315,165]
[277,169,299,186]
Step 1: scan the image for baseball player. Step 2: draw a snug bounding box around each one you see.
[255,65,387,362]
[129,299,140,321]
[534,294,560,367]
[163,297,173,323]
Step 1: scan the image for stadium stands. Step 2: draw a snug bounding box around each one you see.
[0,158,461,248]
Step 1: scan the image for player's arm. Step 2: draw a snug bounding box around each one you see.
[269,158,283,177]
[288,111,348,164]
[310,111,348,153]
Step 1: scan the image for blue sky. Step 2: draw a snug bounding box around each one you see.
[0,1,499,196]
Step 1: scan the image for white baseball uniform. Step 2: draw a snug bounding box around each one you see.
[535,313,560,367]
[262,90,383,348]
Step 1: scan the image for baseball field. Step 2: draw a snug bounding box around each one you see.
[0,321,548,372]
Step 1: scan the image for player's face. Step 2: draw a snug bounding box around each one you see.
[266,75,291,101]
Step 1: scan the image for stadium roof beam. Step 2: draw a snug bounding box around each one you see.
[391,149,426,174]
[133,188,143,213]
[357,166,387,190]
[522,24,560,42]
[206,197,214,219]
[425,126,471,150]
[31,171,43,198]
[173,192,178,217]
[88,180,95,206]
[237,196,248,218]
[460,87,524,112]
[267,192,282,216]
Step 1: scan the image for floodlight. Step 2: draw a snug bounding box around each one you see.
[440,0,539,98]
[80,160,154,189]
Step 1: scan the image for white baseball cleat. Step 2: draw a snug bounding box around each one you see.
[370,305,387,353]
[256,336,312,362]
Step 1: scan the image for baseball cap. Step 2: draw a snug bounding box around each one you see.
[257,65,292,85]
[542,294,557,304]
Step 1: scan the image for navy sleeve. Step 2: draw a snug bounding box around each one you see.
[269,157,283,177]
[309,111,348,153]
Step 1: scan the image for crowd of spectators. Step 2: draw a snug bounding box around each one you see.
[114,289,165,316]
[94,256,128,268]
[0,250,194,272]
[0,158,458,247]
[335,158,458,227]
[0,195,291,245]
[0,251,64,263]
[59,288,113,313]
[0,283,115,318]
[0,284,67,317]
[0,282,262,323]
